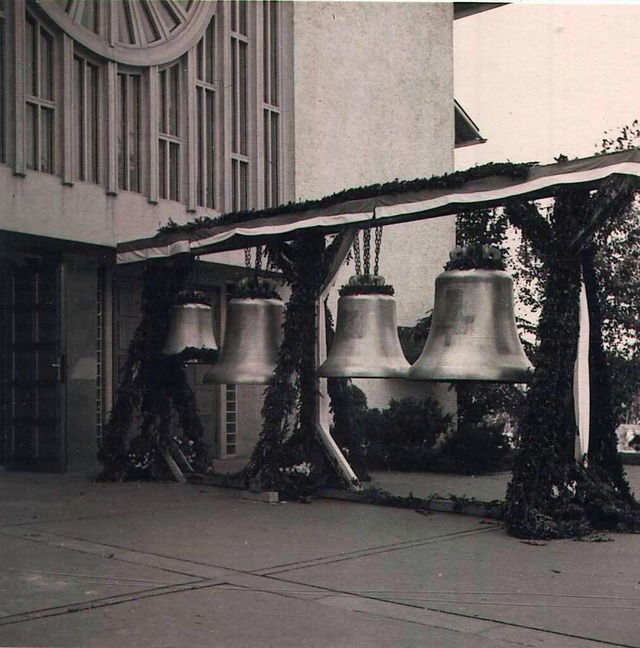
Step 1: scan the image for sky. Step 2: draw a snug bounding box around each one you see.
[454,3,640,170]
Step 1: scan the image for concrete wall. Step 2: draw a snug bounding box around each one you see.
[292,2,456,408]
[0,166,245,272]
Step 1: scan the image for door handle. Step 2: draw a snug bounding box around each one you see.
[51,355,65,383]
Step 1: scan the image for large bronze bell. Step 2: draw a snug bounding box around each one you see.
[203,296,283,384]
[409,267,532,382]
[318,275,410,378]
[162,297,218,357]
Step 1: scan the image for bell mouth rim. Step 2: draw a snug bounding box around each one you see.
[406,370,533,383]
[317,368,410,379]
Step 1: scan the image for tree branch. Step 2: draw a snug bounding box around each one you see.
[504,199,552,254]
[570,174,640,251]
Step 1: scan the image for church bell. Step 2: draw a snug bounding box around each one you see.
[162,295,218,358]
[203,295,283,384]
[408,268,533,383]
[318,275,410,378]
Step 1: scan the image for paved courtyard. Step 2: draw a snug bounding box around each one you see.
[0,469,639,647]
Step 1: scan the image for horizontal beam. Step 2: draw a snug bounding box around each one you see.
[117,150,640,264]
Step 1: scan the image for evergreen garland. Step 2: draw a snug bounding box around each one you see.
[98,256,212,480]
[158,162,535,235]
[243,232,351,489]
[456,180,640,538]
[502,182,640,538]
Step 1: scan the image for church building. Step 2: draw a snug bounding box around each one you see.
[0,0,485,474]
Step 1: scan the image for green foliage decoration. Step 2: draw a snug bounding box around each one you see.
[455,173,640,537]
[158,163,535,235]
[231,277,282,300]
[98,256,212,480]
[338,283,395,297]
[242,232,351,490]
[468,182,640,538]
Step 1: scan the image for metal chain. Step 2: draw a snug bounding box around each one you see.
[363,228,371,275]
[373,226,383,276]
[352,233,362,275]
[255,245,264,272]
[244,247,251,269]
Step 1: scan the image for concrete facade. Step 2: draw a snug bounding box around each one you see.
[292,2,456,408]
[0,0,462,473]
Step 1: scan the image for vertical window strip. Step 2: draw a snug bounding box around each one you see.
[86,61,99,183]
[73,56,83,180]
[195,20,216,209]
[231,28,248,157]
[263,0,279,108]
[96,267,103,448]
[230,3,250,213]
[0,13,5,163]
[73,55,100,184]
[263,109,280,209]
[224,283,237,457]
[262,2,281,209]
[196,85,216,209]
[158,63,181,201]
[117,72,141,192]
[225,383,237,456]
[25,14,56,174]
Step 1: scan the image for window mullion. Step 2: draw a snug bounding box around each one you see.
[106,61,117,194]
[148,66,159,204]
[13,0,26,175]
[61,34,73,185]
[186,48,197,212]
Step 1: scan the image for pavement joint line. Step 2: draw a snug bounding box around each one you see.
[0,497,231,529]
[379,596,640,610]
[1,527,237,581]
[0,578,230,627]
[254,574,640,648]
[6,521,633,646]
[1,531,635,648]
[1,518,500,585]
[253,524,501,576]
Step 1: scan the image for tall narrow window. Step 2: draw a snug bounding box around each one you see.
[158,63,181,201]
[25,13,56,174]
[196,20,216,209]
[230,0,249,212]
[262,1,280,208]
[73,55,100,184]
[225,384,237,456]
[95,267,104,449]
[0,4,5,163]
[116,71,141,192]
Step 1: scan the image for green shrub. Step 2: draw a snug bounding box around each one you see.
[435,422,513,475]
[358,397,453,471]
[356,395,513,475]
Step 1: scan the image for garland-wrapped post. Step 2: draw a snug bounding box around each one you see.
[244,231,348,489]
[504,180,640,538]
[99,255,211,480]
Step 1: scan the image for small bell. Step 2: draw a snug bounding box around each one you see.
[204,279,283,384]
[409,255,532,382]
[318,275,410,378]
[162,292,218,359]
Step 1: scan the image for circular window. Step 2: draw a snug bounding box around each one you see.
[39,0,216,66]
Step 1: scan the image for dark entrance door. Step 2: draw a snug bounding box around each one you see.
[0,255,65,471]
